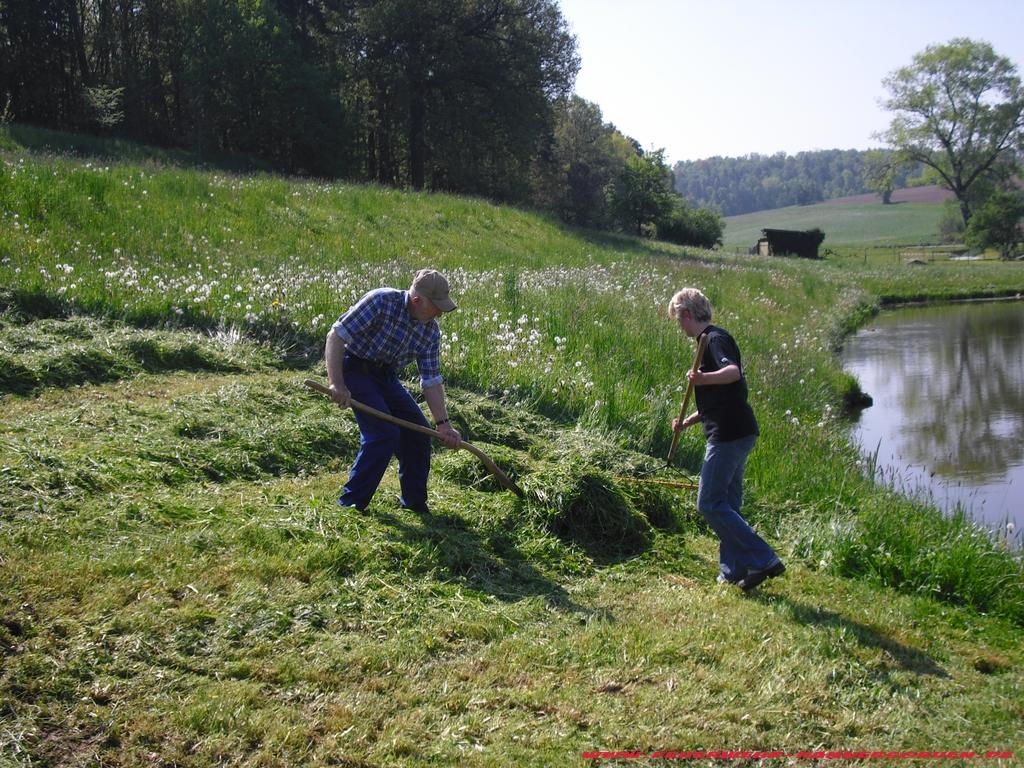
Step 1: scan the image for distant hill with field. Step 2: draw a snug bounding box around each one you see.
[721,185,953,249]
[673,148,928,216]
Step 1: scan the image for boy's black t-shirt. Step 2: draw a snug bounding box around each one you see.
[694,325,759,442]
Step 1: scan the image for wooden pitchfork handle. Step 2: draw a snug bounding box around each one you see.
[666,333,709,465]
[303,378,524,497]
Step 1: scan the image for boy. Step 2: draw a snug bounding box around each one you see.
[325,268,461,514]
[669,287,784,591]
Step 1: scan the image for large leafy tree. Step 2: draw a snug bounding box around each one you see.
[880,38,1024,225]
[657,201,724,249]
[862,149,897,204]
[534,95,635,228]
[963,190,1024,259]
[607,148,677,237]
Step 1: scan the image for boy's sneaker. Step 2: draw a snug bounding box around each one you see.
[738,561,786,592]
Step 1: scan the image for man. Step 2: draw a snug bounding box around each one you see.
[325,268,461,514]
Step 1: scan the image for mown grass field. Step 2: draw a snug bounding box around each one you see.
[722,201,945,249]
[2,127,1023,766]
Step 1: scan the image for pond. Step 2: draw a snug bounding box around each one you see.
[841,299,1024,542]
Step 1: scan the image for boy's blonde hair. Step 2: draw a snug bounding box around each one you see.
[668,288,713,323]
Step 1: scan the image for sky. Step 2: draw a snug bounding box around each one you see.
[557,0,1024,164]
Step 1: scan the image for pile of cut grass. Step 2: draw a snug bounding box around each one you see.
[522,461,653,562]
[0,378,359,522]
[0,312,278,396]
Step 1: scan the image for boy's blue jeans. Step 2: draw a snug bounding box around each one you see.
[339,356,431,511]
[696,434,779,582]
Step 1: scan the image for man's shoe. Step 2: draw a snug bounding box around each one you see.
[337,499,367,514]
[738,561,785,592]
[717,573,740,585]
[397,496,430,515]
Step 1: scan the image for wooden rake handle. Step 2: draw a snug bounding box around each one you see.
[667,333,709,465]
[615,475,698,491]
[303,378,524,497]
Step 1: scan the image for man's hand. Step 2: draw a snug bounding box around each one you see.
[437,423,461,448]
[329,383,352,408]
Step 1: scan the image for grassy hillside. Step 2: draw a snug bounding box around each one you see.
[723,200,945,249]
[2,130,1023,766]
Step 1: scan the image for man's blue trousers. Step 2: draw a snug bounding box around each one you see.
[339,354,432,511]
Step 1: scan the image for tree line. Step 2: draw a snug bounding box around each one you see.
[672,149,928,216]
[0,0,722,247]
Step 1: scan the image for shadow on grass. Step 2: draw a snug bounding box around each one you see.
[548,219,718,265]
[6,123,270,174]
[373,507,610,619]
[763,596,949,679]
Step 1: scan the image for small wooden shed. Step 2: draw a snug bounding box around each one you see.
[753,228,825,259]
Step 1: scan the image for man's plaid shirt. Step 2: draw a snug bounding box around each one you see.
[332,288,443,388]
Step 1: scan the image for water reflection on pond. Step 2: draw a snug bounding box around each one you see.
[841,300,1024,539]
